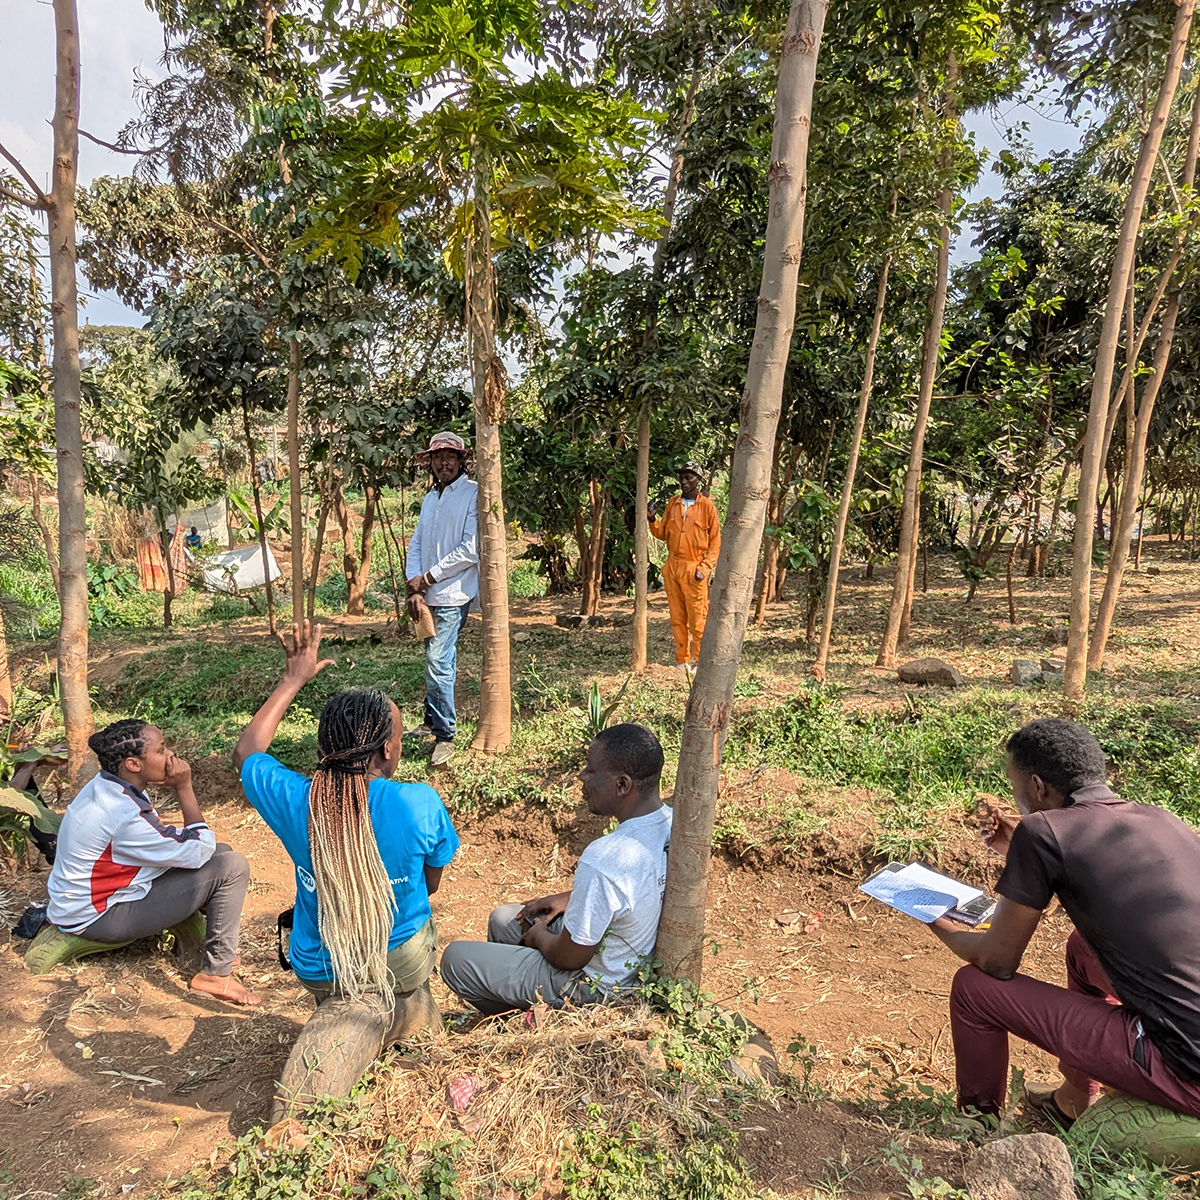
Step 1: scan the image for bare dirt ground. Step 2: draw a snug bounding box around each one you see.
[3,543,1200,1198]
[0,769,1074,1200]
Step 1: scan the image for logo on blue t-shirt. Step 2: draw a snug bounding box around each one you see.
[298,866,316,893]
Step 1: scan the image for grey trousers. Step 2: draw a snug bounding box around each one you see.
[81,843,249,976]
[440,903,599,1015]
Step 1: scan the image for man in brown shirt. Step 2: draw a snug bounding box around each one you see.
[928,718,1200,1121]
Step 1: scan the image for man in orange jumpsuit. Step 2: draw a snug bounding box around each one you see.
[648,462,721,669]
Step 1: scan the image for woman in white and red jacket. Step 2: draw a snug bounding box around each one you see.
[47,719,259,1006]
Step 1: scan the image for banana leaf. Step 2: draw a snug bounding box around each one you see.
[0,785,62,834]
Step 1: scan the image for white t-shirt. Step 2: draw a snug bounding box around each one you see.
[680,497,696,514]
[563,805,673,990]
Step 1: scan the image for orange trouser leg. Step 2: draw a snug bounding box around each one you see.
[684,566,709,663]
[665,559,709,663]
[662,560,691,663]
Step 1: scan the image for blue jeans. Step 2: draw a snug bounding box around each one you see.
[424,603,470,741]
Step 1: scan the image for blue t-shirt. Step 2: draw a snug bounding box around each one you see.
[240,753,459,982]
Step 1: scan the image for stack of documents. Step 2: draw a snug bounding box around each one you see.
[859,861,995,925]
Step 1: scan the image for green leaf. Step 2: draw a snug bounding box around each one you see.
[0,785,62,834]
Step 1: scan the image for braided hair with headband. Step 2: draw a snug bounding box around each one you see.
[308,688,398,1006]
[89,719,151,775]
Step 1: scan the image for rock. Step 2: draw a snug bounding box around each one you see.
[964,1132,1077,1200]
[1146,566,1162,576]
[1039,658,1065,676]
[1046,626,1069,646]
[897,657,965,688]
[1011,659,1042,687]
[585,614,609,627]
[555,613,584,629]
[610,612,633,627]
[512,631,531,643]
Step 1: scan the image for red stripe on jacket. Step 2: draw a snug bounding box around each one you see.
[89,843,140,915]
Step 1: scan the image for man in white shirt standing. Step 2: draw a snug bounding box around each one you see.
[405,431,479,766]
[440,724,673,1013]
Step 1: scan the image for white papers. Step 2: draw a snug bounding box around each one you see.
[859,862,984,924]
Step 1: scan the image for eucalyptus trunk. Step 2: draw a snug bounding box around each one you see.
[49,0,94,785]
[656,0,826,984]
[0,601,12,717]
[877,183,951,668]
[287,337,305,625]
[467,158,512,754]
[1089,289,1181,668]
[633,70,701,672]
[1064,0,1195,699]
[240,400,277,635]
[813,251,891,680]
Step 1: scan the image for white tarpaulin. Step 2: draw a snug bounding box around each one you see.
[177,497,227,542]
[200,543,281,593]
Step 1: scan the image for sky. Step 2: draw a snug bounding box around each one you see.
[2,0,1086,327]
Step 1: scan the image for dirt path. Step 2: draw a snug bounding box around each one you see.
[0,765,1075,1200]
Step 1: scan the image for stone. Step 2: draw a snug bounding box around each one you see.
[610,612,633,627]
[1146,566,1162,576]
[512,631,531,643]
[585,614,609,627]
[1011,659,1042,687]
[964,1132,1077,1200]
[555,613,584,629]
[897,657,965,688]
[1046,626,1069,646]
[1039,658,1065,676]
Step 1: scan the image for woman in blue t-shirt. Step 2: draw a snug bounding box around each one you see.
[233,620,458,1032]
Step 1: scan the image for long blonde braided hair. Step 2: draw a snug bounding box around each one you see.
[308,688,397,1007]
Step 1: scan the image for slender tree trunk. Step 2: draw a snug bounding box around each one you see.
[308,494,330,620]
[1092,76,1200,655]
[656,0,826,985]
[1064,0,1195,698]
[157,505,175,630]
[287,337,304,625]
[753,435,787,625]
[1089,290,1181,668]
[467,156,512,754]
[899,489,924,641]
[346,488,377,616]
[0,600,11,717]
[48,0,93,785]
[240,400,277,634]
[1006,536,1018,625]
[579,481,608,617]
[813,252,891,680]
[877,178,953,666]
[1135,492,1148,570]
[634,69,701,672]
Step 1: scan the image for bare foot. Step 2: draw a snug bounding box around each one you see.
[190,971,262,1007]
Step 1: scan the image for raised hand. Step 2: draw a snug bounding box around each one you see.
[277,619,336,686]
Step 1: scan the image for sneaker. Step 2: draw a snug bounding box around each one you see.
[405,723,434,739]
[431,740,455,766]
[675,662,690,671]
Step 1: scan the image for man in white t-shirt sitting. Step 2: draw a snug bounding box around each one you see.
[440,724,672,1014]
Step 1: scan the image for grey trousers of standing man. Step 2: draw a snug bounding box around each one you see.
[79,843,250,976]
[440,904,602,1015]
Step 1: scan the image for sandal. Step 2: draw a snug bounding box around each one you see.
[1026,1087,1077,1130]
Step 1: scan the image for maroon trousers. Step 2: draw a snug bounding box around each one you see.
[950,930,1200,1116]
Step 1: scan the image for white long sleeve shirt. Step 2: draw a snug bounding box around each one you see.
[47,771,216,933]
[405,473,480,609]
